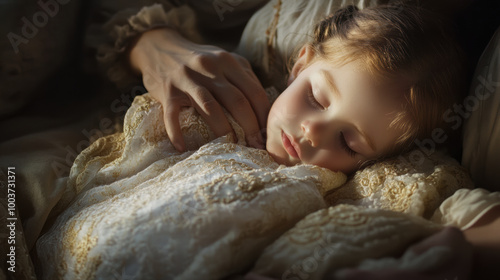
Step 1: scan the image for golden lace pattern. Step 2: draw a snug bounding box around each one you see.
[35,87,474,279]
[36,90,346,279]
[325,153,474,218]
[252,204,443,279]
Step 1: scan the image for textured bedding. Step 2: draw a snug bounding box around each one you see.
[35,91,346,279]
[35,90,473,279]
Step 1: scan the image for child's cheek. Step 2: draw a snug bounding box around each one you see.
[280,95,303,122]
[266,106,283,139]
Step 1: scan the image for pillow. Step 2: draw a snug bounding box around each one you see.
[462,26,500,191]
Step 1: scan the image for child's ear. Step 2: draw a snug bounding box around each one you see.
[288,45,315,85]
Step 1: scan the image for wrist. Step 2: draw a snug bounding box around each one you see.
[128,26,184,75]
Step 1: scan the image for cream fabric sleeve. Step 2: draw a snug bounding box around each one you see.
[431,188,500,230]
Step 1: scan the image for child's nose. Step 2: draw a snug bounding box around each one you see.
[301,120,321,147]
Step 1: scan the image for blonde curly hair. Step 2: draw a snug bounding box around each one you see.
[292,3,465,156]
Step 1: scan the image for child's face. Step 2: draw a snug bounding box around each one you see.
[266,59,407,173]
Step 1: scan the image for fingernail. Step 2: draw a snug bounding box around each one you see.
[174,142,185,152]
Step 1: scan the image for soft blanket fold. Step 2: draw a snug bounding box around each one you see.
[36,90,473,279]
[36,92,346,280]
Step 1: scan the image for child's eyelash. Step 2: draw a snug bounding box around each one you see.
[307,89,324,109]
[340,132,356,157]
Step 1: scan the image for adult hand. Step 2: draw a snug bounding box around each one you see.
[129,27,270,152]
[331,227,473,280]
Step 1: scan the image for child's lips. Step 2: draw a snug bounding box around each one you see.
[281,131,301,160]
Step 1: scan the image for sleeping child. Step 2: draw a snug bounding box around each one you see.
[263,4,463,174]
[35,3,474,280]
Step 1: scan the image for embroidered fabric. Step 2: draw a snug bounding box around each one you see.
[34,86,490,279]
[325,151,475,218]
[36,89,346,279]
[251,204,444,279]
[249,150,476,279]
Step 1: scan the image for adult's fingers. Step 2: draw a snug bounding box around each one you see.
[163,102,185,152]
[208,82,265,149]
[225,71,270,146]
[160,87,192,152]
[188,85,235,141]
[228,53,271,129]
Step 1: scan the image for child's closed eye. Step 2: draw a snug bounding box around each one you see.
[307,88,325,110]
[340,132,356,157]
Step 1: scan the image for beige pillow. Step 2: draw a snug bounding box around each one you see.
[462,27,500,191]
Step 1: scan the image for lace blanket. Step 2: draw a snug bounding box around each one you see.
[36,92,473,280]
[35,93,346,279]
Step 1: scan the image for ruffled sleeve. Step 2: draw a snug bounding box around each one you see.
[94,4,203,90]
[87,0,268,90]
[431,188,500,229]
